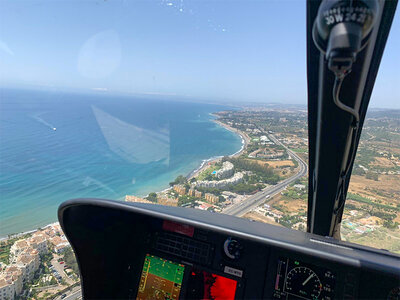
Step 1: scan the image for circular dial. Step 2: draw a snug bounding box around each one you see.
[285,267,322,299]
[223,238,242,260]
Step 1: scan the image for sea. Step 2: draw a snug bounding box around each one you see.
[0,88,242,237]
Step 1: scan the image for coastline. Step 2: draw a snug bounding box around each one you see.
[186,117,249,180]
[0,222,59,242]
[2,113,247,241]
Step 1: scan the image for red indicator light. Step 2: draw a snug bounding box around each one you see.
[162,220,194,237]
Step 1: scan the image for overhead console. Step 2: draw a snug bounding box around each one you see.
[59,199,400,299]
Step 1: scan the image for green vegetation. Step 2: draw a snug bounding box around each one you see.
[223,157,281,184]
[146,192,158,202]
[365,173,379,181]
[169,175,187,186]
[196,187,222,196]
[63,247,79,275]
[197,165,219,181]
[0,242,11,264]
[383,220,400,229]
[278,214,304,228]
[227,183,263,194]
[281,188,307,201]
[347,193,399,212]
[177,195,197,206]
[292,148,308,153]
[0,235,31,264]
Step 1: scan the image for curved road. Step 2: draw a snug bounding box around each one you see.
[223,133,308,217]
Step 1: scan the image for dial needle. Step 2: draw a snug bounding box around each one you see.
[302,274,314,286]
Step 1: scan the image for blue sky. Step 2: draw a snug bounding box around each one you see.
[0,0,398,107]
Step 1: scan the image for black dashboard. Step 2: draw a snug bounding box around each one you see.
[58,199,400,299]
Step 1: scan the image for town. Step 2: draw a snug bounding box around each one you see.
[0,224,79,300]
[127,107,400,253]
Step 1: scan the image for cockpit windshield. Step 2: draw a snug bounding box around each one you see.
[0,1,398,298]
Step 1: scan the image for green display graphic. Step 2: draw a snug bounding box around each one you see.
[137,254,185,300]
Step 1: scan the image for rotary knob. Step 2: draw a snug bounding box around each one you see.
[223,238,243,260]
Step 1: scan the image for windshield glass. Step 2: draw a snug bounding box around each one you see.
[341,13,400,252]
[0,0,398,298]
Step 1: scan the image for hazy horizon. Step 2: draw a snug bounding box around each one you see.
[0,0,399,108]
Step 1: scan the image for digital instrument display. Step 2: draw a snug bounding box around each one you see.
[186,267,238,300]
[137,254,185,300]
[273,257,335,300]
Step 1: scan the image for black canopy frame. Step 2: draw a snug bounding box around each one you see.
[306,0,398,237]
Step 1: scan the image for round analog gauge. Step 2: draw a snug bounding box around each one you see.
[285,267,322,299]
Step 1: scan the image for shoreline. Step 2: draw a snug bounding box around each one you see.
[0,222,59,242]
[1,114,248,241]
[186,117,249,180]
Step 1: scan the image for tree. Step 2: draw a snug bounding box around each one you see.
[365,173,379,181]
[169,175,187,186]
[63,247,79,275]
[146,192,158,202]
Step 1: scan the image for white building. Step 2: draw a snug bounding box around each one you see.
[49,236,70,254]
[9,240,29,263]
[0,276,15,300]
[15,249,40,282]
[28,235,48,255]
[2,267,23,296]
[193,172,244,189]
[214,161,234,179]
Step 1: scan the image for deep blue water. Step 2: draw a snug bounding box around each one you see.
[0,89,242,237]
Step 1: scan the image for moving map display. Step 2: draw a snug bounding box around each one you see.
[137,254,185,300]
[186,267,238,300]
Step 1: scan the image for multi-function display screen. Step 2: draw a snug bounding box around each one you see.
[137,254,185,300]
[273,257,335,300]
[186,268,238,300]
[137,254,238,300]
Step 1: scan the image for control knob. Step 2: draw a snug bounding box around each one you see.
[223,238,243,260]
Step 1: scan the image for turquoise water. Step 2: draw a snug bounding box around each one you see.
[0,89,242,237]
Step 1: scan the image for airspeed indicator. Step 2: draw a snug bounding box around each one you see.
[285,266,322,299]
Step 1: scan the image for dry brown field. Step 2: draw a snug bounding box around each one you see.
[248,159,295,168]
[370,157,397,168]
[244,212,281,226]
[348,174,400,207]
[275,198,307,214]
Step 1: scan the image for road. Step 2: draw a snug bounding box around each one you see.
[51,255,75,285]
[223,133,308,217]
[54,286,81,300]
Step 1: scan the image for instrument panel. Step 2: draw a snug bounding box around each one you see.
[58,199,400,300]
[273,257,335,300]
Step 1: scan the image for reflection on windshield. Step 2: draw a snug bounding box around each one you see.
[92,105,170,165]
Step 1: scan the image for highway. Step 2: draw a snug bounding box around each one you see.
[223,133,308,217]
[54,286,81,300]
